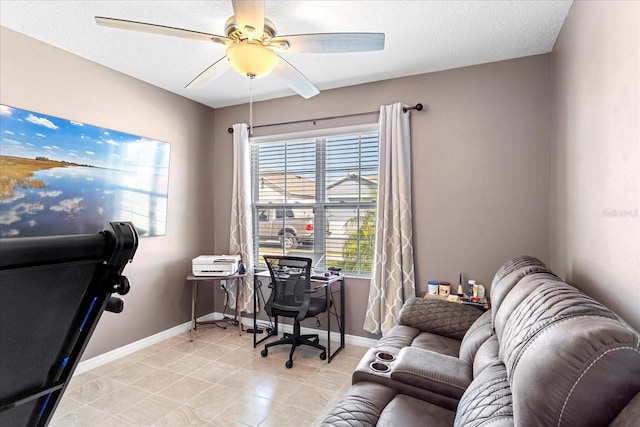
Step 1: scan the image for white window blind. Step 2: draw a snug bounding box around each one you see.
[250,124,378,275]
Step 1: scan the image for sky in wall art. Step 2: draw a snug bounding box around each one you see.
[0,105,170,238]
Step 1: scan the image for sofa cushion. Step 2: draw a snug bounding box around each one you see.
[472,334,500,378]
[376,324,421,350]
[459,309,493,365]
[379,324,462,357]
[377,393,455,427]
[410,331,462,356]
[321,382,456,427]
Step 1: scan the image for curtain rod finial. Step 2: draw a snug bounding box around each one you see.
[228,127,234,133]
[403,103,424,113]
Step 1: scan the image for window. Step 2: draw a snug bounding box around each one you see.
[251,124,378,275]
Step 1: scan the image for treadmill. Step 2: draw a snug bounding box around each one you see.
[0,222,138,426]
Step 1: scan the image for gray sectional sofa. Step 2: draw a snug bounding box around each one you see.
[321,256,640,426]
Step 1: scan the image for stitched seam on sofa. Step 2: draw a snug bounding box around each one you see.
[557,346,640,427]
[394,366,468,390]
[327,398,383,424]
[475,416,514,427]
[507,313,615,381]
[501,285,611,357]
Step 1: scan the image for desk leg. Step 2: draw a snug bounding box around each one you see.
[326,284,331,362]
[253,276,258,347]
[340,278,345,348]
[253,275,278,348]
[190,280,198,342]
[236,277,242,336]
[327,278,346,363]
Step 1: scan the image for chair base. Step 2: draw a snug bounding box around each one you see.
[261,323,326,368]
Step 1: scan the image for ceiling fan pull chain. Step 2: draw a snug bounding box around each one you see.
[248,73,255,135]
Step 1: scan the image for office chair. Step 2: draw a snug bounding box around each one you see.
[261,255,327,369]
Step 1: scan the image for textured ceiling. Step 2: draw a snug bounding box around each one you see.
[0,1,572,108]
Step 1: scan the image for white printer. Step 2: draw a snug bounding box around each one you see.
[192,255,241,276]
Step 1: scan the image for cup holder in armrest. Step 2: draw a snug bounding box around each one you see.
[370,362,391,373]
[375,351,396,362]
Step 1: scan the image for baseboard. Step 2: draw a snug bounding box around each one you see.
[75,312,217,375]
[76,312,378,375]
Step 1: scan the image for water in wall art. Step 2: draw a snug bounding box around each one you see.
[0,105,170,238]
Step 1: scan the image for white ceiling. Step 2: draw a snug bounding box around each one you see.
[0,0,572,109]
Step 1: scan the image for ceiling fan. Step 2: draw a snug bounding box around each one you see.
[95,0,385,99]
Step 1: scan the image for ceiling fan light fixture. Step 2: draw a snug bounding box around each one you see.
[226,42,278,78]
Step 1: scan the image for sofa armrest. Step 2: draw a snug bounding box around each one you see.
[397,298,484,340]
[320,382,397,427]
[392,347,472,400]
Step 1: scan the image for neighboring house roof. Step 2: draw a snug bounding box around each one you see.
[259,170,378,202]
[327,172,378,190]
[259,170,316,200]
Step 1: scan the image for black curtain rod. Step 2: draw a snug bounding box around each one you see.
[227,103,423,133]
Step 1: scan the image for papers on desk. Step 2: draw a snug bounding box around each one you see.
[311,273,343,281]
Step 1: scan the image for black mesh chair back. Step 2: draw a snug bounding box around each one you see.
[264,256,312,319]
[261,255,327,368]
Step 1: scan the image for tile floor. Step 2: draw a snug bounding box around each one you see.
[50,323,369,426]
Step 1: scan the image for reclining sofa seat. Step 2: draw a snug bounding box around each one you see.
[321,256,640,426]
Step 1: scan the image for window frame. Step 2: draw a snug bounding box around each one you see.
[250,123,378,276]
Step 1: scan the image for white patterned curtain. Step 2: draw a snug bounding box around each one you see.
[363,103,416,335]
[229,123,255,313]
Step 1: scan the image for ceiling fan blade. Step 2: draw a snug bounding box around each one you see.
[186,57,232,89]
[272,57,319,99]
[231,0,264,38]
[271,33,385,53]
[95,16,231,45]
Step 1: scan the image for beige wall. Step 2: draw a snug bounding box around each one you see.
[214,55,552,337]
[0,27,218,359]
[550,1,640,331]
[3,1,636,355]
[1,22,561,353]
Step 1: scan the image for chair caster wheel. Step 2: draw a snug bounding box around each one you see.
[285,360,293,369]
[320,352,326,360]
[261,349,268,357]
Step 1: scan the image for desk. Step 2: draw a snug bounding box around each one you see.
[187,273,246,341]
[252,270,345,363]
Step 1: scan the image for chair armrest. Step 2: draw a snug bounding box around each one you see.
[397,298,484,340]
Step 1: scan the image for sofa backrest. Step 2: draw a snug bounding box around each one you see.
[490,256,558,329]
[500,281,640,426]
[493,271,560,345]
[490,255,551,290]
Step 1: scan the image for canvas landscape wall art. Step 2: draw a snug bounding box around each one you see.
[0,105,170,237]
